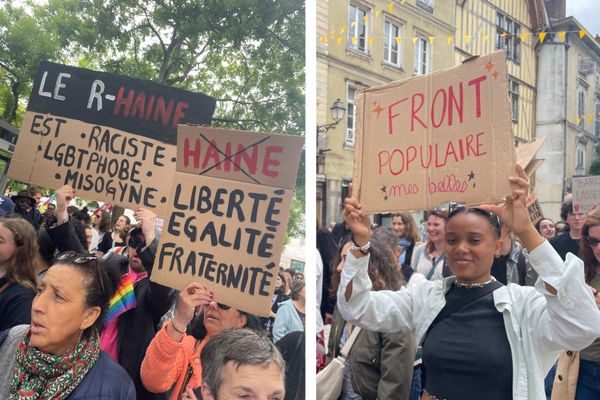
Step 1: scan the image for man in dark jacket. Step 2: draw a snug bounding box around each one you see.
[11,190,42,230]
[101,208,172,400]
[550,199,585,260]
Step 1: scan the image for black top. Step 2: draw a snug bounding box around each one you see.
[0,281,35,331]
[549,232,580,261]
[491,254,510,285]
[422,285,512,400]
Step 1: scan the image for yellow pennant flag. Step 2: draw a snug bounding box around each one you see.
[482,34,489,42]
[320,35,327,44]
[368,36,373,46]
[375,8,381,17]
[429,36,435,45]
[464,34,471,44]
[588,115,593,123]
[580,30,586,39]
[330,30,336,38]
[501,32,508,38]
[352,36,357,45]
[520,32,527,42]
[337,36,342,45]
[351,20,356,27]
[412,36,419,44]
[388,2,393,12]
[576,117,582,125]
[447,35,454,44]
[363,15,367,24]
[558,31,566,41]
[396,36,402,45]
[341,26,346,34]
[538,32,547,43]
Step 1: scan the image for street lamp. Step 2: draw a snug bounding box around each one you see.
[317,98,346,153]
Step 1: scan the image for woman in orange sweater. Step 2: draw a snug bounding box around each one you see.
[140,282,262,399]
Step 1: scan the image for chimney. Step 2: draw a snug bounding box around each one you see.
[545,0,566,20]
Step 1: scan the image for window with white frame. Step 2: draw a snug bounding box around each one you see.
[414,35,429,75]
[495,12,521,63]
[384,19,402,67]
[577,86,586,129]
[509,80,519,122]
[348,4,368,53]
[346,85,357,147]
[416,0,434,12]
[595,100,600,137]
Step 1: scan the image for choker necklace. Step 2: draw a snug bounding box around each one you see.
[454,276,496,289]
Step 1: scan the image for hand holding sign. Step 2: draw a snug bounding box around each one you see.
[479,164,543,252]
[343,184,372,247]
[55,185,75,224]
[173,282,214,329]
[135,207,157,244]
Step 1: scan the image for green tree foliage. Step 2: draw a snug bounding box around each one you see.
[0,1,61,123]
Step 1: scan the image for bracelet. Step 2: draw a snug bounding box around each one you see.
[349,241,371,255]
[170,318,187,334]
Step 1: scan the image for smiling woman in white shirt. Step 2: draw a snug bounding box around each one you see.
[337,164,600,400]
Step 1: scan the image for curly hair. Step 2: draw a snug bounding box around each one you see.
[0,217,43,292]
[580,209,600,283]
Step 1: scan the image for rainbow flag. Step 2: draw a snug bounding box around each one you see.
[104,273,137,326]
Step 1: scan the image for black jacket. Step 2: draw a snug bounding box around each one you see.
[15,208,42,231]
[549,232,580,261]
[0,282,34,331]
[115,239,173,400]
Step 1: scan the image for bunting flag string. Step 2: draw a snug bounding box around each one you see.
[319,28,590,48]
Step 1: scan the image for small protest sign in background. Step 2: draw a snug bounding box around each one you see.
[572,176,600,213]
[8,61,216,212]
[526,192,544,226]
[151,126,304,317]
[352,50,516,213]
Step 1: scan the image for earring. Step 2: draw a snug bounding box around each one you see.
[494,253,500,258]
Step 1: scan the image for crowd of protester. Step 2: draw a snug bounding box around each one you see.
[318,165,600,400]
[0,184,304,399]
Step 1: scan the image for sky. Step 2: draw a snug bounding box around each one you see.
[567,0,600,37]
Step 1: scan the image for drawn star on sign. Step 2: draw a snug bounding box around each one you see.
[380,185,387,194]
[373,102,384,119]
[483,61,494,72]
[467,170,476,181]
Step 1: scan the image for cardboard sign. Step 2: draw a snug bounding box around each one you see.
[176,126,302,189]
[352,50,515,213]
[516,137,545,177]
[8,61,216,211]
[526,192,544,225]
[151,126,304,317]
[572,176,600,213]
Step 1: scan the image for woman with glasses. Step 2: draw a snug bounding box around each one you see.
[411,209,448,280]
[140,282,263,400]
[0,217,43,331]
[0,251,134,399]
[338,165,600,400]
[552,209,600,399]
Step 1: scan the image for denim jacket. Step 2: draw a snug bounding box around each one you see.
[338,240,600,400]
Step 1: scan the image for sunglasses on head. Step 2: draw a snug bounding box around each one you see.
[585,236,600,247]
[55,251,105,295]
